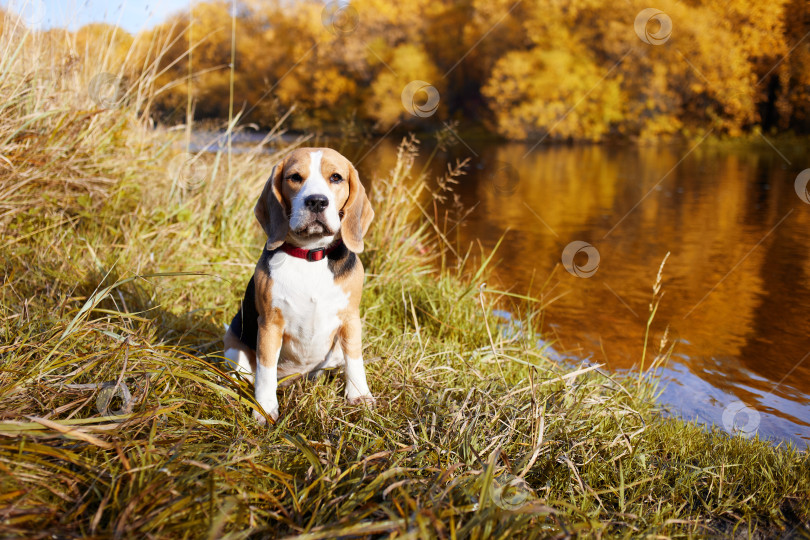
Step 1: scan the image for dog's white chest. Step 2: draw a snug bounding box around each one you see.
[269,253,348,369]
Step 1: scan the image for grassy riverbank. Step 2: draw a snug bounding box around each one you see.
[1,26,809,540]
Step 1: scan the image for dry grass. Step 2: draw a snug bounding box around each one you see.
[1,17,809,540]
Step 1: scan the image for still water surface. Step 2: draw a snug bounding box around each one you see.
[203,131,810,445]
[343,136,810,446]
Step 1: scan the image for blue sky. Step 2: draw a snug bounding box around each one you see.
[2,0,192,34]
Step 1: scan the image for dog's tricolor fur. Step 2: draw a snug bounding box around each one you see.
[223,148,374,425]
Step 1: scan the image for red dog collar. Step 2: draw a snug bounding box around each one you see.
[279,241,343,262]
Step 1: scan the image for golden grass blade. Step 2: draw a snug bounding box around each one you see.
[24,416,113,449]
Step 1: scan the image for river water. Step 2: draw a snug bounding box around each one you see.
[200,131,810,446]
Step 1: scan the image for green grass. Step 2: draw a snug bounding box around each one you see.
[1,22,809,540]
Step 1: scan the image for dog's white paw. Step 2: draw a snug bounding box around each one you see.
[252,405,279,426]
[347,394,376,407]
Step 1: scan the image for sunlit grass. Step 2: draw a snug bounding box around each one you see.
[1,17,809,540]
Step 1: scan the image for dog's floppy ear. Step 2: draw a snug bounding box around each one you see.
[340,164,374,253]
[254,161,288,250]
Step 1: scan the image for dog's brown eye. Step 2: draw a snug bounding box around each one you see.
[330,173,343,183]
[288,173,303,182]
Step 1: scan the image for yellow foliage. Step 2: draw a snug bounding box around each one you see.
[367,44,444,130]
[480,0,798,140]
[8,0,807,139]
[74,23,133,72]
[483,47,625,141]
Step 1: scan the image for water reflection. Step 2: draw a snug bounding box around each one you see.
[345,137,810,446]
[207,131,810,444]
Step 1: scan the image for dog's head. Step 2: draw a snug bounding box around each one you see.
[254,147,374,253]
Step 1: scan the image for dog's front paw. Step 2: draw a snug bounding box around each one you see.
[252,405,279,426]
[347,394,376,407]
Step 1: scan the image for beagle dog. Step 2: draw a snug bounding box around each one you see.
[223,148,375,425]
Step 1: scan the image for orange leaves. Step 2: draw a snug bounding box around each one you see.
[39,0,808,139]
[483,48,626,141]
[367,44,444,130]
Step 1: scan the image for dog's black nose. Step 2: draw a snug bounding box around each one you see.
[304,194,329,213]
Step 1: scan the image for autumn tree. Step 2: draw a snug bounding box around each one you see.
[108,0,810,139]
